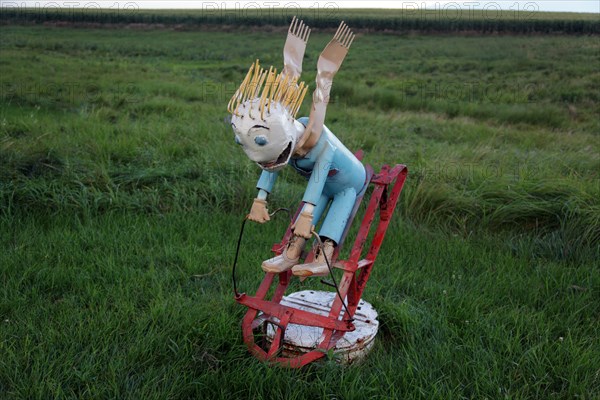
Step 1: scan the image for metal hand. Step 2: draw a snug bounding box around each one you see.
[313,21,355,104]
[292,211,314,239]
[248,198,270,224]
[283,16,311,79]
[297,21,355,155]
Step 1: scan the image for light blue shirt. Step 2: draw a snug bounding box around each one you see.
[257,117,366,204]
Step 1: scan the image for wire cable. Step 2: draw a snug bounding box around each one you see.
[232,216,248,297]
[311,229,353,321]
[232,208,291,297]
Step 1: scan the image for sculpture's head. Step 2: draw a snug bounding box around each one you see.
[228,60,308,172]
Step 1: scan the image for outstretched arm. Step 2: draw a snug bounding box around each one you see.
[297,22,355,154]
[282,16,311,79]
[248,170,279,223]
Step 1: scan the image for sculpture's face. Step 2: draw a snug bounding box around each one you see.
[231,100,297,172]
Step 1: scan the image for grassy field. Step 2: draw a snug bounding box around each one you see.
[1,18,599,399]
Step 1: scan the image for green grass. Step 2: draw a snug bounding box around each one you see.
[2,213,598,399]
[1,22,599,399]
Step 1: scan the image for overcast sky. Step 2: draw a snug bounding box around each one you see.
[3,1,599,14]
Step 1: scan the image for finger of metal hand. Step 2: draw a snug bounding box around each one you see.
[289,16,310,42]
[302,23,311,42]
[332,21,354,49]
[333,21,346,41]
[341,29,354,48]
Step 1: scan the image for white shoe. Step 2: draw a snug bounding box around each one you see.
[261,236,306,273]
[292,240,335,277]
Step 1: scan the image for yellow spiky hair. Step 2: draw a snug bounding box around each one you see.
[227,59,308,120]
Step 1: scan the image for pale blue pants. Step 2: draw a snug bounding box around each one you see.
[299,186,358,245]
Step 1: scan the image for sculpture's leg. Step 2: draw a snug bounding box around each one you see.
[305,192,331,227]
[317,187,357,244]
[262,193,330,273]
[292,187,357,277]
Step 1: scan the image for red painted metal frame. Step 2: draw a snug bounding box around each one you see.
[235,156,408,368]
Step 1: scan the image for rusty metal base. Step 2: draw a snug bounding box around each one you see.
[262,290,378,365]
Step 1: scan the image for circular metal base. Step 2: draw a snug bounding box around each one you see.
[265,290,379,364]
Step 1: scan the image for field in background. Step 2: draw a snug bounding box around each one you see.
[1,14,599,400]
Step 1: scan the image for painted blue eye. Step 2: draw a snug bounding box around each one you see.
[254,136,268,146]
[234,136,242,145]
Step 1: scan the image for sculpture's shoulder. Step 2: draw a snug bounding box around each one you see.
[295,116,341,151]
[297,116,310,127]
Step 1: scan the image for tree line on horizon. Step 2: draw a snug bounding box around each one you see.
[1,8,599,35]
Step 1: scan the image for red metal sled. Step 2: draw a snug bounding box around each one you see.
[235,153,407,368]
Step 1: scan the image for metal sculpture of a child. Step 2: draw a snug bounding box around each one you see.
[228,17,366,277]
